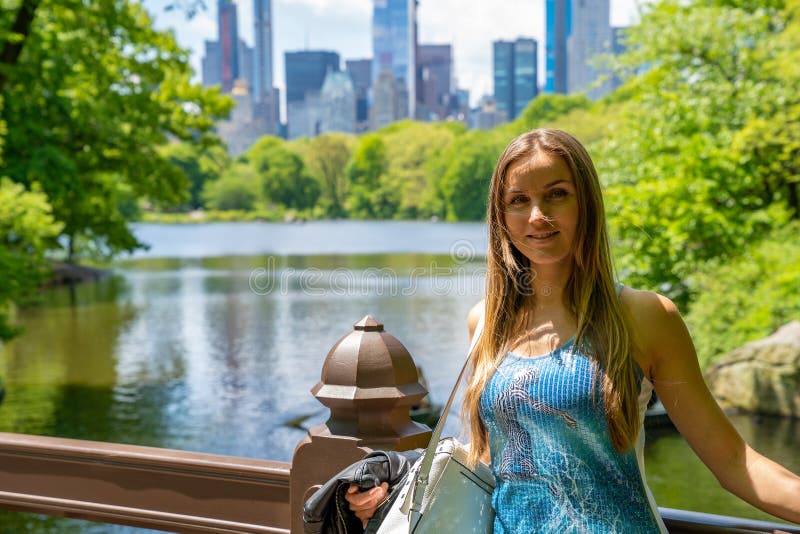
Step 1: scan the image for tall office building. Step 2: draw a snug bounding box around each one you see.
[320,71,357,134]
[371,70,401,129]
[253,0,275,133]
[493,41,514,121]
[493,38,539,122]
[372,0,417,121]
[285,51,340,139]
[285,51,340,104]
[218,0,240,93]
[202,37,254,99]
[513,39,538,118]
[346,59,372,131]
[567,0,612,99]
[216,80,262,156]
[417,44,453,121]
[238,40,254,93]
[545,0,570,94]
[202,40,222,87]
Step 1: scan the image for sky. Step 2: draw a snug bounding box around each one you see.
[143,0,642,115]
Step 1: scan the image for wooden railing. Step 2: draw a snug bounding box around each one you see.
[1,315,798,533]
[0,432,291,533]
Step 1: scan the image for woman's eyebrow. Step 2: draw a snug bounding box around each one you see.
[545,179,572,187]
[506,179,572,194]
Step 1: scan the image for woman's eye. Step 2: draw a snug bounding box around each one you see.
[547,189,568,200]
[507,196,527,206]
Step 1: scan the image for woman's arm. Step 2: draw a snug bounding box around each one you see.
[623,289,800,523]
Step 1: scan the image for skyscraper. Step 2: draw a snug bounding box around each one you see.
[253,0,273,103]
[320,71,357,134]
[494,38,539,122]
[346,59,372,131]
[202,40,222,87]
[285,51,340,139]
[417,44,453,121]
[513,39,538,119]
[493,41,514,121]
[253,0,275,132]
[372,0,417,120]
[567,0,612,98]
[371,70,401,129]
[218,0,240,93]
[545,0,570,94]
[285,51,340,104]
[238,39,255,93]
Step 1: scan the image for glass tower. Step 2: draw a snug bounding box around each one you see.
[253,0,273,103]
[545,0,570,94]
[218,0,240,93]
[285,51,340,104]
[494,38,539,121]
[493,41,514,121]
[372,0,417,119]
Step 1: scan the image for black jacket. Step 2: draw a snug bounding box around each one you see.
[303,449,422,534]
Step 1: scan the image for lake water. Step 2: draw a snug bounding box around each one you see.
[0,221,796,531]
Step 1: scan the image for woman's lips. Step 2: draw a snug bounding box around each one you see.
[528,230,559,240]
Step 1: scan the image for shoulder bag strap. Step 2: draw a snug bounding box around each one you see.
[404,305,485,520]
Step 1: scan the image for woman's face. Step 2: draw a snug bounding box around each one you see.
[502,151,579,269]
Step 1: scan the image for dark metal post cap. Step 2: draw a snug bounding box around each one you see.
[353,316,384,332]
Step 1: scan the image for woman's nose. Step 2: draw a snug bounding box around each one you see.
[528,203,547,223]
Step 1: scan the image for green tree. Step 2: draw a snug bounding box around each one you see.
[381,123,461,218]
[202,163,258,211]
[514,94,593,131]
[0,0,232,260]
[599,0,795,304]
[439,133,502,221]
[304,134,354,218]
[686,223,800,370]
[161,142,229,210]
[346,134,393,218]
[247,137,320,211]
[0,178,62,340]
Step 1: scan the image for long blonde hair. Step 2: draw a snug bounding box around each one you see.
[463,129,640,467]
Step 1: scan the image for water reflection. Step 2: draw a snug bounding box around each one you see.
[1,248,798,531]
[644,414,799,524]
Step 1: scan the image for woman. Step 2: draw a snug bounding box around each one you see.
[346,129,800,532]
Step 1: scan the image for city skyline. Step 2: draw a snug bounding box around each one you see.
[144,0,640,118]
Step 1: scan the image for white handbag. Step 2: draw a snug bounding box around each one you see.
[373,313,495,533]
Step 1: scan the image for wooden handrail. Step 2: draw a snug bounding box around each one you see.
[659,507,800,534]
[0,432,291,533]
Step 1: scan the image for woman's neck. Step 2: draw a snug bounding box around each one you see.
[528,261,572,309]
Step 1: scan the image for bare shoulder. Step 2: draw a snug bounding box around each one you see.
[619,287,687,373]
[619,287,680,325]
[467,299,485,341]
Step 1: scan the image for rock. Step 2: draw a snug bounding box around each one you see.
[705,321,800,417]
[47,262,109,286]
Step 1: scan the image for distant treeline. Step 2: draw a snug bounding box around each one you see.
[2,0,799,367]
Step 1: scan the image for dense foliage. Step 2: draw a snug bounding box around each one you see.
[686,223,800,370]
[0,0,231,336]
[0,0,231,259]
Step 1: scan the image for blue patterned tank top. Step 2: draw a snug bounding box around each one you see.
[479,336,667,533]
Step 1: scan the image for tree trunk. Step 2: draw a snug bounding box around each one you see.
[67,234,75,264]
[787,181,799,220]
[0,0,40,90]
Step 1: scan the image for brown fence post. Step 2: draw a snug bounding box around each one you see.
[290,315,432,533]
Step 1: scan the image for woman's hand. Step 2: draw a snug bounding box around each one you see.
[345,482,390,528]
